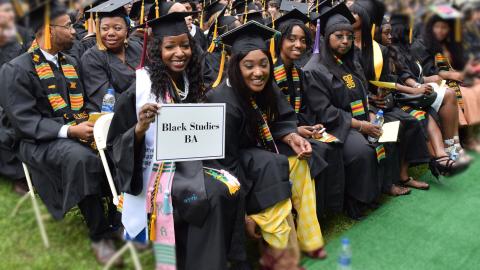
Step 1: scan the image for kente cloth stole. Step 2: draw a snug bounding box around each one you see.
[434,53,464,110]
[401,106,426,121]
[350,99,366,117]
[28,40,87,125]
[250,98,279,153]
[375,144,386,162]
[315,132,340,143]
[273,60,302,113]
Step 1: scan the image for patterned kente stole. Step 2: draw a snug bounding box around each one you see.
[251,98,279,153]
[28,40,88,125]
[435,53,464,111]
[273,58,302,113]
[401,106,426,121]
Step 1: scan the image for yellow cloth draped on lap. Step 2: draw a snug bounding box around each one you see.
[288,156,324,252]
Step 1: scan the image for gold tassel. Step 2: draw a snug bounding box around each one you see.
[155,0,159,18]
[270,18,276,62]
[207,18,218,53]
[149,212,156,241]
[95,13,106,50]
[212,45,226,88]
[371,23,376,40]
[316,0,319,12]
[243,2,248,24]
[200,0,205,29]
[11,0,24,18]
[44,2,51,50]
[455,17,461,42]
[140,0,145,24]
[409,15,414,44]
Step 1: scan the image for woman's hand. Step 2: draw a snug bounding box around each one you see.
[413,84,434,95]
[360,121,382,138]
[135,103,161,141]
[298,124,324,139]
[245,216,261,239]
[369,94,387,109]
[284,133,312,159]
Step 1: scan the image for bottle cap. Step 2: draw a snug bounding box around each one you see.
[341,238,350,245]
[378,109,384,116]
[107,88,115,95]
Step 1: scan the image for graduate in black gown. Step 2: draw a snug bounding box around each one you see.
[207,20,327,269]
[203,5,240,88]
[106,12,242,270]
[81,3,141,111]
[350,0,430,193]
[272,7,345,218]
[303,3,382,219]
[0,0,26,193]
[0,0,121,265]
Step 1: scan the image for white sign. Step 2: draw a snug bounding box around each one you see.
[155,103,225,162]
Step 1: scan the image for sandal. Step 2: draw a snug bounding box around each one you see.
[400,177,430,190]
[388,184,411,196]
[305,247,327,260]
[430,156,470,178]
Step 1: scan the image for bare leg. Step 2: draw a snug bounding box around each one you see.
[427,115,448,158]
[438,88,459,139]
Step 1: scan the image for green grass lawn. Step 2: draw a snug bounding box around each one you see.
[0,156,476,269]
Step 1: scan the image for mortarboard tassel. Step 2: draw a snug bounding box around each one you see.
[155,0,159,18]
[313,19,320,54]
[316,0,319,12]
[207,18,218,53]
[95,13,107,51]
[212,45,226,88]
[140,0,145,24]
[409,14,414,44]
[455,17,461,43]
[44,2,51,50]
[200,0,205,29]
[371,23,376,40]
[243,2,248,24]
[269,17,276,62]
[11,0,24,18]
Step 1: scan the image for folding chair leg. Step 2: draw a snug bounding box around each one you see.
[10,192,29,217]
[128,242,143,270]
[103,242,142,270]
[22,163,50,248]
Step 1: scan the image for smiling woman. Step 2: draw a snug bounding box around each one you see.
[80,2,141,112]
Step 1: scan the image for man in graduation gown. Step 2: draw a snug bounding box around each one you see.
[0,0,121,265]
[0,0,27,194]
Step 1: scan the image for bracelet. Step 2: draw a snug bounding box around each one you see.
[414,83,421,88]
[358,121,363,132]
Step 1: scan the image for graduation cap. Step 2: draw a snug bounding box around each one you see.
[237,10,264,24]
[318,2,355,36]
[308,0,331,22]
[207,4,227,52]
[129,0,155,21]
[232,0,260,15]
[217,20,277,55]
[27,0,68,49]
[144,11,193,38]
[86,0,132,50]
[268,8,308,29]
[428,4,463,42]
[203,0,225,23]
[279,0,307,14]
[353,0,385,27]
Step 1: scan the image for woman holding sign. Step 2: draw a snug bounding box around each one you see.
[207,21,326,269]
[107,12,242,270]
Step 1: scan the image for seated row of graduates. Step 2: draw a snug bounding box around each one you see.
[0,0,475,268]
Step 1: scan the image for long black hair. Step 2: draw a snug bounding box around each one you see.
[227,49,279,142]
[146,34,204,103]
[423,15,465,70]
[349,3,375,81]
[375,21,405,76]
[274,21,313,56]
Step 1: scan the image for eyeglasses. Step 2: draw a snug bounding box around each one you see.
[333,34,354,41]
[50,23,74,30]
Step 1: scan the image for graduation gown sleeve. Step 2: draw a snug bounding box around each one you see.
[106,85,145,195]
[410,39,439,77]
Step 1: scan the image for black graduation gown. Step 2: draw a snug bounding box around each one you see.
[106,86,241,270]
[0,40,27,181]
[0,52,108,219]
[410,39,440,77]
[303,54,381,204]
[206,81,295,215]
[81,42,142,112]
[275,60,344,216]
[203,49,228,88]
[192,25,208,51]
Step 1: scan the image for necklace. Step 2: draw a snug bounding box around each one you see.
[171,72,189,101]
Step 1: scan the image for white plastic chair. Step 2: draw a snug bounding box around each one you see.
[93,113,142,270]
[10,163,50,248]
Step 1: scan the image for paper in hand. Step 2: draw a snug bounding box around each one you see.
[378,121,400,143]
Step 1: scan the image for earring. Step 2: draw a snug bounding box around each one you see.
[124,38,129,48]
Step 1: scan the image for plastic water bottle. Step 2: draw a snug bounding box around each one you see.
[101,88,115,113]
[337,238,352,270]
[368,109,384,143]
